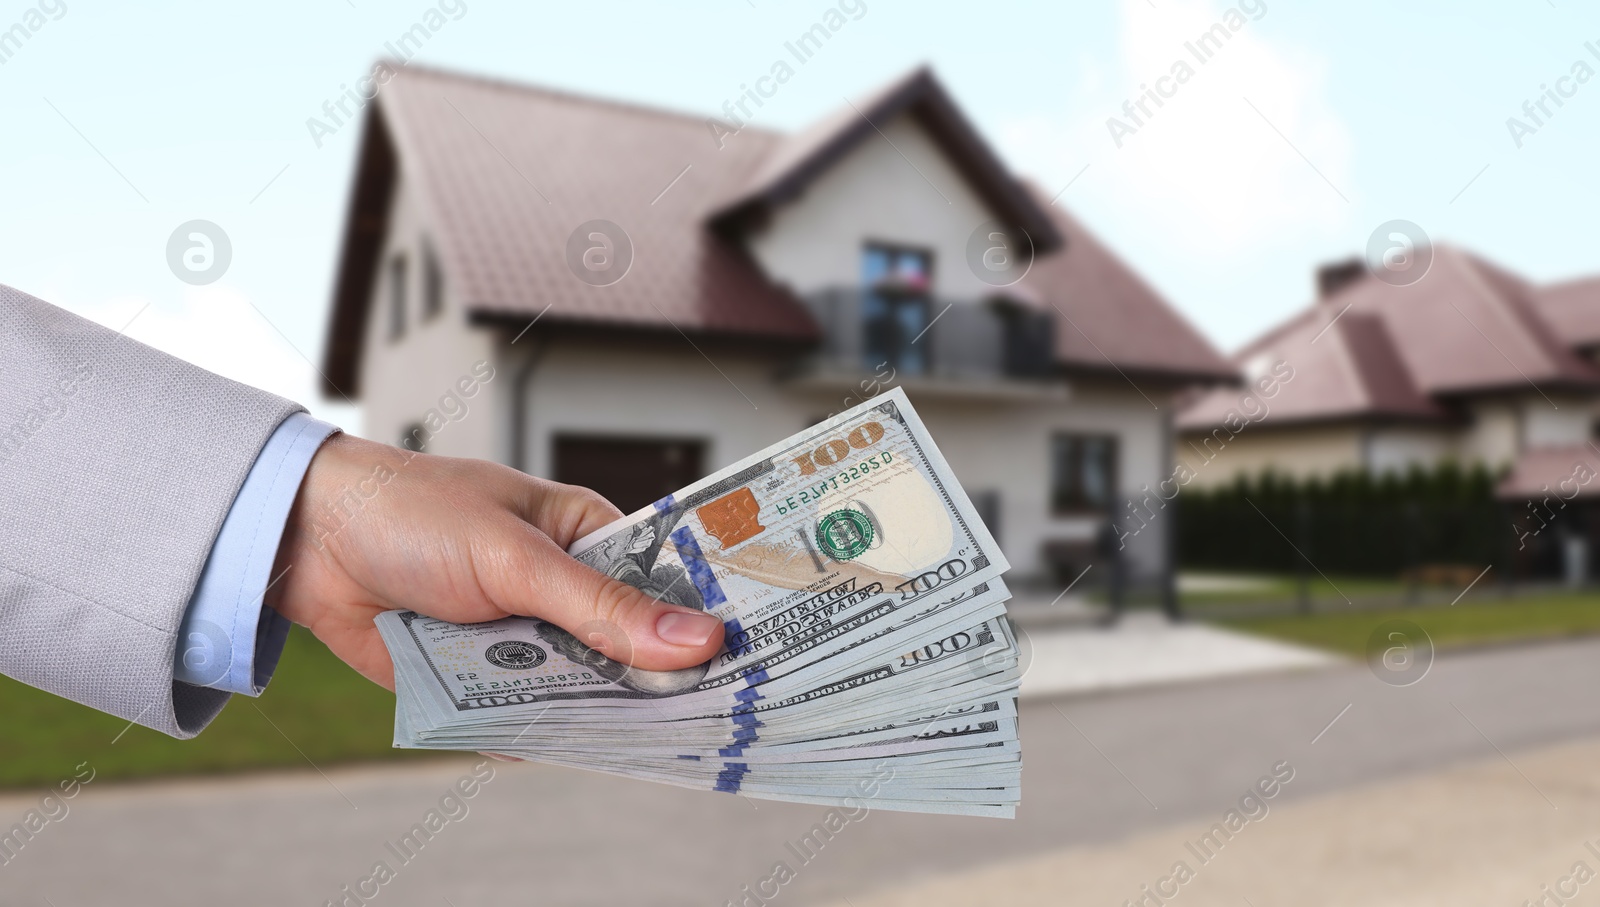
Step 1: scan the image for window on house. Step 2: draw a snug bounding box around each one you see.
[862,244,933,375]
[1051,434,1118,515]
[970,489,1002,548]
[388,253,408,341]
[422,242,443,321]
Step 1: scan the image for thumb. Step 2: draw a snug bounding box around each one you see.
[478,515,726,673]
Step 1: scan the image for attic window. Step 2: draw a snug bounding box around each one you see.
[388,253,408,342]
[423,242,444,321]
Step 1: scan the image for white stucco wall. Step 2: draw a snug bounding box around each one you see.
[1176,423,1367,488]
[511,341,819,480]
[917,383,1170,582]
[745,112,1002,303]
[1364,427,1456,474]
[1522,394,1593,448]
[1455,400,1518,468]
[1176,390,1599,486]
[357,176,502,460]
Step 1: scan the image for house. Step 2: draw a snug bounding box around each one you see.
[1176,247,1600,572]
[1176,249,1600,488]
[320,63,1233,589]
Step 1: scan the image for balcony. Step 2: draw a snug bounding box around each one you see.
[781,288,1062,401]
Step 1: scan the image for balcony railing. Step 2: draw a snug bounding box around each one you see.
[796,288,1055,383]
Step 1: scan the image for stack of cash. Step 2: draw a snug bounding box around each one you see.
[377,389,1021,817]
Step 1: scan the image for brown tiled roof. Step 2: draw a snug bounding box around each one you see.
[1497,444,1600,499]
[1178,246,1600,431]
[1177,308,1446,430]
[1335,313,1448,417]
[359,66,816,382]
[1534,276,1600,350]
[322,64,1231,395]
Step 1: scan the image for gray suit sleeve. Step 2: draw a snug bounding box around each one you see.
[0,284,303,738]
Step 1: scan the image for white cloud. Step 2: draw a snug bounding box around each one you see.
[999,0,1353,258]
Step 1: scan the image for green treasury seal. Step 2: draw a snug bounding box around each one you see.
[816,509,873,561]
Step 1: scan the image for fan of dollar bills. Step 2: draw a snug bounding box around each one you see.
[377,388,1021,817]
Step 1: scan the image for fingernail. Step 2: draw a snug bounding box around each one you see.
[655,610,720,647]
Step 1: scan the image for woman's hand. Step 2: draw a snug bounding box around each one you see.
[267,434,724,691]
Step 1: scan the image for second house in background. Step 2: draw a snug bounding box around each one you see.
[319,64,1233,589]
[1177,251,1600,579]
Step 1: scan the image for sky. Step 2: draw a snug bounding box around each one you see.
[1,0,1596,430]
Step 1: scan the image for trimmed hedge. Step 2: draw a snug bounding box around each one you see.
[1176,463,1505,577]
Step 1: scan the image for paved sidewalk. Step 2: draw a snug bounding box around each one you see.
[820,734,1600,907]
[1018,611,1340,700]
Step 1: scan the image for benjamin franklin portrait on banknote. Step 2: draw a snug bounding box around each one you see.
[531,523,710,695]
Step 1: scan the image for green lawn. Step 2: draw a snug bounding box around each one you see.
[1176,573,1413,609]
[1083,573,1419,612]
[0,626,439,790]
[1216,590,1600,656]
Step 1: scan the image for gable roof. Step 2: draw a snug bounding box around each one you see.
[322,64,1231,396]
[1177,245,1600,432]
[1533,275,1600,351]
[709,67,1062,254]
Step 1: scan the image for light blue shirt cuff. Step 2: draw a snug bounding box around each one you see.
[175,412,340,695]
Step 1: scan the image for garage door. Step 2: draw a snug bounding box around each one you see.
[552,435,706,515]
